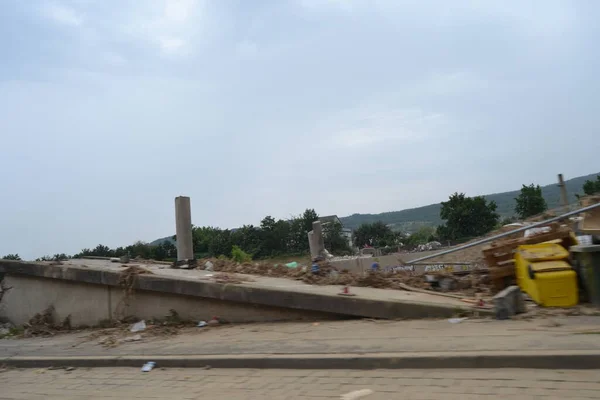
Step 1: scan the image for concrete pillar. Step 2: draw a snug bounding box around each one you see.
[309,221,325,259]
[308,231,319,259]
[175,196,194,261]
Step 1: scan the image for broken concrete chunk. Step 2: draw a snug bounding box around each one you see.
[493,285,526,320]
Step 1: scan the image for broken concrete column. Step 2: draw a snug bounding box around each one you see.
[174,196,194,261]
[309,221,326,259]
[313,221,325,250]
[493,285,526,320]
[308,231,318,259]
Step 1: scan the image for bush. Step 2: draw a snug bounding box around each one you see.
[231,245,252,263]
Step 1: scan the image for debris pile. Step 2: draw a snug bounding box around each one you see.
[118,266,154,296]
[197,256,491,297]
[415,241,442,252]
[22,306,72,338]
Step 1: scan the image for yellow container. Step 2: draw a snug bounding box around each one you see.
[515,243,578,307]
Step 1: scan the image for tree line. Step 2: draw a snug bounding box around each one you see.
[1,209,350,262]
[2,175,599,262]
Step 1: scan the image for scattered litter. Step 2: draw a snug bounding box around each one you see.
[313,322,320,326]
[130,320,146,333]
[524,227,552,238]
[311,264,320,274]
[208,317,220,326]
[141,361,156,372]
[341,388,374,400]
[338,286,356,296]
[285,262,298,268]
[448,317,468,324]
[98,335,119,347]
[122,334,142,342]
[371,262,380,272]
[202,365,212,370]
[416,241,442,252]
[0,322,15,337]
[197,321,207,328]
[65,367,76,372]
[204,261,214,271]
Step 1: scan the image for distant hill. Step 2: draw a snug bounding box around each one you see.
[339,173,600,232]
[150,236,175,247]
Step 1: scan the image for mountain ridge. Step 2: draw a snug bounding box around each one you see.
[338,172,600,231]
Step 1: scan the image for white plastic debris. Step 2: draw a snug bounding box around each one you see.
[197,321,207,328]
[341,389,374,400]
[130,320,146,333]
[141,362,156,372]
[448,317,468,324]
[204,261,214,271]
[524,226,551,238]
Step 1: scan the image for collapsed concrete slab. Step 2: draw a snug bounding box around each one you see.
[0,260,490,327]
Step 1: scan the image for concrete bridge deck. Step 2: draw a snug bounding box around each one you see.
[0,259,488,326]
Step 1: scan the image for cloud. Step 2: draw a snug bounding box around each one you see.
[159,37,186,54]
[164,0,196,22]
[318,106,448,149]
[236,40,258,58]
[297,0,358,12]
[120,0,209,56]
[415,71,491,96]
[40,2,83,27]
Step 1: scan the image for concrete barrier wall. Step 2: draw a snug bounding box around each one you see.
[330,254,407,275]
[330,255,476,275]
[0,275,341,326]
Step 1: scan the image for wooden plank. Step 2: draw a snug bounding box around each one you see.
[490,264,516,279]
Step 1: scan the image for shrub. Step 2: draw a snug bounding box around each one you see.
[231,245,252,263]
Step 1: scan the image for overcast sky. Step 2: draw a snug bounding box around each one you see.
[1,0,599,259]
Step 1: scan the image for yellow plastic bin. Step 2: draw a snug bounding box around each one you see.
[514,243,578,307]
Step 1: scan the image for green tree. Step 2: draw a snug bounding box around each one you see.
[151,242,176,261]
[323,221,351,255]
[231,245,252,263]
[437,193,499,241]
[231,225,262,257]
[582,175,600,196]
[500,216,517,226]
[406,226,437,246]
[1,254,21,261]
[259,216,289,257]
[353,221,398,247]
[514,184,547,219]
[287,209,319,253]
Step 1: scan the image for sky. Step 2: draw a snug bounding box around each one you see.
[1,0,599,260]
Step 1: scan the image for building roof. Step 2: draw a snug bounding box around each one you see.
[319,215,341,225]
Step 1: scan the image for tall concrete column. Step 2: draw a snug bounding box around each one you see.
[175,196,194,261]
[309,221,325,259]
[308,231,319,259]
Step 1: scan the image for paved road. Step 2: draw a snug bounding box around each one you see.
[2,367,600,399]
[3,317,600,359]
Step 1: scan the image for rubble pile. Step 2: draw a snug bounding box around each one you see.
[198,257,491,296]
[22,306,72,338]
